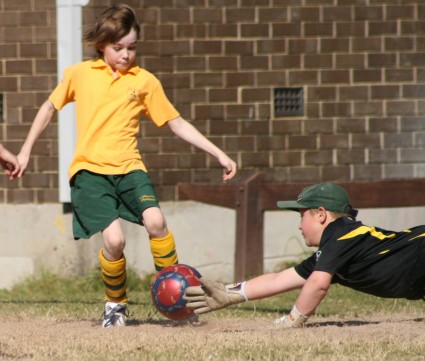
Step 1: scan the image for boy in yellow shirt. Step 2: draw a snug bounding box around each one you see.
[17,4,236,327]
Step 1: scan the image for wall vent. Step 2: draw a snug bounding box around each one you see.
[0,93,3,122]
[274,87,304,117]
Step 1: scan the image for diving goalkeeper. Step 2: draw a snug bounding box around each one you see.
[184,183,425,328]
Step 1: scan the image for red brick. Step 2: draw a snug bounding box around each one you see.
[226,72,254,87]
[159,8,190,23]
[320,134,349,150]
[304,23,333,37]
[0,11,19,26]
[352,102,384,117]
[290,7,320,22]
[384,164,414,179]
[194,73,224,87]
[240,56,268,70]
[241,24,269,38]
[225,136,255,152]
[352,165,382,181]
[224,41,254,55]
[305,150,333,165]
[176,57,206,71]
[209,56,238,71]
[307,87,336,101]
[371,85,400,99]
[290,167,320,183]
[387,100,416,116]
[288,71,318,85]
[289,39,318,54]
[353,69,381,83]
[273,151,302,167]
[352,134,381,149]
[336,54,365,69]
[337,22,366,37]
[193,40,222,54]
[322,166,351,182]
[259,8,288,22]
[368,21,397,36]
[385,69,413,82]
[305,54,333,69]
[209,25,237,38]
[339,86,368,101]
[321,70,350,84]
[143,25,174,40]
[320,38,349,53]
[176,24,207,38]
[226,8,255,23]
[354,6,384,21]
[369,149,398,164]
[273,23,301,37]
[241,152,269,167]
[322,102,351,117]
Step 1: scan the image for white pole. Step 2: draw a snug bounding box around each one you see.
[56,0,89,203]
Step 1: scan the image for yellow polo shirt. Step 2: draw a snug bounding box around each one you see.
[49,59,180,180]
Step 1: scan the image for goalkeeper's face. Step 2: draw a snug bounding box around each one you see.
[298,208,324,247]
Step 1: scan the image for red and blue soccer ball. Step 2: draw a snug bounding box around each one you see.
[151,264,202,321]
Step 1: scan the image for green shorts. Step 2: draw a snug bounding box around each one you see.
[70,170,160,240]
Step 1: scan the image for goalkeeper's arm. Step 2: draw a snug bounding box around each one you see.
[183,267,306,313]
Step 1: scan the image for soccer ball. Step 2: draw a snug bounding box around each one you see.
[151,264,202,321]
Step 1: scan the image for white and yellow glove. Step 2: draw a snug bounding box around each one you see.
[273,305,308,328]
[183,278,248,314]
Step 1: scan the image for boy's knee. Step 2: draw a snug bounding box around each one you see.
[103,235,126,260]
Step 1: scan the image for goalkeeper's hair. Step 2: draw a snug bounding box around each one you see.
[309,208,356,221]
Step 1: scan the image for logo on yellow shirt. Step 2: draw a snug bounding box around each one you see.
[128,88,138,102]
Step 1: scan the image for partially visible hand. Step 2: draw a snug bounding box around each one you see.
[0,147,21,180]
[16,152,30,178]
[217,154,237,181]
[184,278,246,314]
[273,305,308,329]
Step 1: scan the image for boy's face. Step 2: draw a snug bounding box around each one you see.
[102,28,137,72]
[298,209,325,247]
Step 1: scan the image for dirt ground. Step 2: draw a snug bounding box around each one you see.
[0,314,424,361]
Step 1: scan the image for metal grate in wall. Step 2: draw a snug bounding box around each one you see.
[0,93,3,122]
[274,87,304,117]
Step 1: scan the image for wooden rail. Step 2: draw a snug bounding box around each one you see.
[178,173,425,281]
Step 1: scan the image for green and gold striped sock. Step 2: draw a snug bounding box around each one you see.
[98,249,128,303]
[150,229,178,271]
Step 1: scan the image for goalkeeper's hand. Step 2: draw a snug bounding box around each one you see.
[183,278,248,314]
[273,305,308,329]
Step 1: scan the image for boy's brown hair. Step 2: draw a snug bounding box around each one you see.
[85,3,141,58]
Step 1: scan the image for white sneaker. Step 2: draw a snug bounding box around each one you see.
[102,302,127,328]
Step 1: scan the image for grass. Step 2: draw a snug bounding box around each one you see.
[0,268,424,361]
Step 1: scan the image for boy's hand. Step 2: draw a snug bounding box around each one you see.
[273,305,308,329]
[184,278,246,314]
[0,148,21,180]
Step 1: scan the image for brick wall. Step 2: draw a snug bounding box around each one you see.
[1,0,425,203]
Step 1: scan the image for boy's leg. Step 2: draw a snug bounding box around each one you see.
[99,219,128,327]
[149,228,179,271]
[142,207,178,271]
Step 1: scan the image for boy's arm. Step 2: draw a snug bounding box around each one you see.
[271,270,332,328]
[167,116,237,180]
[293,270,332,317]
[184,267,306,313]
[0,143,20,180]
[17,99,57,177]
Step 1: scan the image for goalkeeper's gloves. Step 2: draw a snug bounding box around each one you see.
[273,305,308,328]
[183,278,248,314]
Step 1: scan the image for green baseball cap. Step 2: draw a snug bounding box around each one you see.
[277,183,358,217]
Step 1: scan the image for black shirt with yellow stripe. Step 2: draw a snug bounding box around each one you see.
[295,217,425,300]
